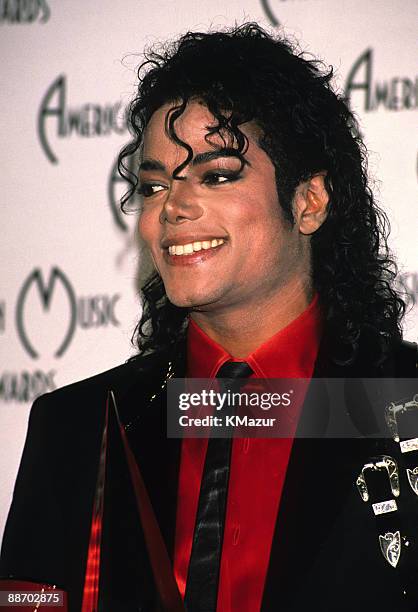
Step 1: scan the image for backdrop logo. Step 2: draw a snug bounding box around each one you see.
[16,267,121,359]
[260,0,280,26]
[260,0,312,26]
[0,370,56,403]
[345,49,418,112]
[397,272,418,303]
[0,300,5,332]
[38,75,128,163]
[0,0,50,23]
[16,268,77,359]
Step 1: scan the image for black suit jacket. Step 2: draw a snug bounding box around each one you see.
[1,338,417,611]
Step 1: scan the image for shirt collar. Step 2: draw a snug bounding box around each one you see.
[186,294,322,379]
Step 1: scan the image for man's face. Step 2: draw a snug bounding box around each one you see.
[138,100,309,314]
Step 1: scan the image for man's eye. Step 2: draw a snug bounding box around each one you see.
[203,172,240,186]
[137,183,166,197]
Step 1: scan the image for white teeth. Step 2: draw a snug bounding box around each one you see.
[168,238,224,256]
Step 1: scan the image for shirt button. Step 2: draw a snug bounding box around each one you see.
[232,525,240,546]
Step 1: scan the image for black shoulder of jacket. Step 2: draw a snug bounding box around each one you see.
[31,348,184,429]
[46,359,141,400]
[45,342,186,402]
[391,340,418,377]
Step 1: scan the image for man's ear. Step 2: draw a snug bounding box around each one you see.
[293,172,329,235]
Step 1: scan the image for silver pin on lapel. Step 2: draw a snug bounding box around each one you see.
[385,394,418,444]
[356,456,400,507]
[379,531,401,568]
[407,467,418,496]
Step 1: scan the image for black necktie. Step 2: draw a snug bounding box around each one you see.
[184,361,253,612]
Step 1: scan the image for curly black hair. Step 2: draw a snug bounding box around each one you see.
[118,22,406,366]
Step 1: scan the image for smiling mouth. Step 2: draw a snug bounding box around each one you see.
[167,238,225,256]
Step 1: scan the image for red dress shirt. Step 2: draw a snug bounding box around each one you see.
[174,295,322,611]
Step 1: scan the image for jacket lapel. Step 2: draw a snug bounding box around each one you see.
[112,345,187,558]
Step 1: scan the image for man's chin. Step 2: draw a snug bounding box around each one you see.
[166,289,220,310]
[167,295,208,309]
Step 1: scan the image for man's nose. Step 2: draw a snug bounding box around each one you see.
[159,180,204,225]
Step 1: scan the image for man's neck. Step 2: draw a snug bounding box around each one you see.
[190,282,314,358]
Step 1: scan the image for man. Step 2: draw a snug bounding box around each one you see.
[1,23,417,612]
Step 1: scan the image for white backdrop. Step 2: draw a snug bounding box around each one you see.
[1,0,417,541]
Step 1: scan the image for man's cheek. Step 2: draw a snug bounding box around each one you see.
[138,213,154,242]
[149,249,161,274]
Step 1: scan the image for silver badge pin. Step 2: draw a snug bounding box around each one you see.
[407,467,418,496]
[385,394,418,443]
[379,531,401,568]
[356,456,400,503]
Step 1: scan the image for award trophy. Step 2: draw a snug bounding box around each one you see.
[80,391,185,612]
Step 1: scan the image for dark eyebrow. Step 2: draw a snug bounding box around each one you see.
[138,158,166,172]
[192,149,251,167]
[138,148,250,173]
